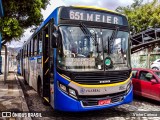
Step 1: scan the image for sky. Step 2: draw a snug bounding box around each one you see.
[8,0,149,48]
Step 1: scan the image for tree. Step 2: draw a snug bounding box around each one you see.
[116,0,160,34]
[0,0,50,45]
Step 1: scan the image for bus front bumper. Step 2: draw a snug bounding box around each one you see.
[54,86,133,112]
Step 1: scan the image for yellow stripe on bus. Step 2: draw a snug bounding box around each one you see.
[45,57,49,63]
[44,97,49,102]
[72,5,120,14]
[57,73,71,82]
[45,69,49,75]
[58,72,132,88]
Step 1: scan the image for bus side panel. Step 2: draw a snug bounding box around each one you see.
[27,57,30,84]
[25,57,29,83]
[36,56,43,91]
[21,57,23,76]
[29,57,35,87]
[17,59,21,75]
[24,58,27,81]
[29,56,40,91]
[17,63,20,75]
[23,58,25,77]
[32,57,38,90]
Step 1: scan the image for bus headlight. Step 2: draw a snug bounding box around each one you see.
[69,88,76,96]
[59,83,67,92]
[69,88,77,99]
[58,82,77,99]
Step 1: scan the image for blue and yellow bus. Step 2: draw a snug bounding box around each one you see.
[17,6,133,112]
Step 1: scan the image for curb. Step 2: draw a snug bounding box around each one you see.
[14,73,32,120]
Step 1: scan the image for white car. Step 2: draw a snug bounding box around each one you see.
[151,59,160,70]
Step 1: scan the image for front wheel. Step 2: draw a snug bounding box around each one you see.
[38,82,43,97]
[152,67,159,70]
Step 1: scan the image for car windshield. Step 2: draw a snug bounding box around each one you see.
[57,26,131,72]
[154,72,160,78]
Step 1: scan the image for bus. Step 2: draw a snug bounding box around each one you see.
[17,6,133,112]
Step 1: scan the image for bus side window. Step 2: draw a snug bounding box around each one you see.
[23,46,26,58]
[33,37,35,56]
[34,36,38,55]
[29,41,31,57]
[21,49,23,59]
[27,44,28,57]
[25,45,27,57]
[31,39,34,56]
[37,33,39,55]
[38,32,42,55]
[23,47,24,58]
[28,42,30,57]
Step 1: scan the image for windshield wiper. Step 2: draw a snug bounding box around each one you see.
[108,27,119,54]
[79,23,98,46]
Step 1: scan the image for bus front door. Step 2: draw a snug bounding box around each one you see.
[42,19,54,104]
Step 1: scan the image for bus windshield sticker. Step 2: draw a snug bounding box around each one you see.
[65,58,95,67]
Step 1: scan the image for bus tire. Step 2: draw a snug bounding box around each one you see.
[38,80,43,97]
[37,79,49,106]
[24,77,28,85]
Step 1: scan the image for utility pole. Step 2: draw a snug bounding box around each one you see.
[3,45,7,84]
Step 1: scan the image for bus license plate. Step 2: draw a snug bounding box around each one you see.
[98,99,111,105]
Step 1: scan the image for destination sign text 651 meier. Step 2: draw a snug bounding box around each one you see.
[60,8,126,25]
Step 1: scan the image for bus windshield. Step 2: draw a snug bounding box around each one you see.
[58,26,130,72]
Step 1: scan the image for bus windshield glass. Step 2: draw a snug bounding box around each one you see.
[58,26,130,71]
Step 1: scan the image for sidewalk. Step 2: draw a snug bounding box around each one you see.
[0,70,31,120]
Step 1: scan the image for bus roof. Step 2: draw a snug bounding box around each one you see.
[72,5,120,15]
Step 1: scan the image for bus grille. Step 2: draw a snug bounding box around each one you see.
[73,71,130,85]
[79,91,126,107]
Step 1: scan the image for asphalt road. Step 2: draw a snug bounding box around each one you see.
[18,75,160,120]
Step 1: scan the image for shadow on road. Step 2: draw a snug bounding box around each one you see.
[133,95,160,106]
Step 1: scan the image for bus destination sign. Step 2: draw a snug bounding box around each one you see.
[60,8,125,25]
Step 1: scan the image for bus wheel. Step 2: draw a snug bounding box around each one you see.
[38,80,43,97]
[38,81,49,106]
[24,80,28,85]
[24,77,28,85]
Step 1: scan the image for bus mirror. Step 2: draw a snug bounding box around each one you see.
[52,31,58,48]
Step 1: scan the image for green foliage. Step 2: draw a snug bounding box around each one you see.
[116,0,160,34]
[0,0,50,45]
